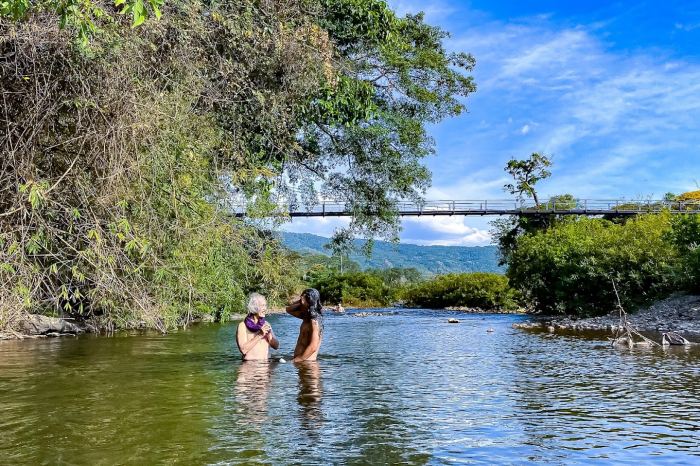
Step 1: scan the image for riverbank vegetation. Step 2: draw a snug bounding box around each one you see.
[402,273,518,310]
[301,251,518,310]
[310,266,422,307]
[0,0,475,334]
[494,192,700,316]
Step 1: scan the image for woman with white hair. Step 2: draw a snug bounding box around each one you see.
[236,293,279,360]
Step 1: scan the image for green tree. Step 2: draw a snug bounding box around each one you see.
[490,193,576,266]
[504,152,552,207]
[294,0,476,249]
[0,0,475,332]
[312,271,393,306]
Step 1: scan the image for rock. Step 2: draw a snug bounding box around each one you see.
[18,314,84,336]
[486,327,494,333]
[447,318,460,323]
[547,326,555,333]
[352,311,397,318]
[662,331,691,346]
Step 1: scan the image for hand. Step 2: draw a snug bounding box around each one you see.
[261,323,272,334]
[289,295,301,305]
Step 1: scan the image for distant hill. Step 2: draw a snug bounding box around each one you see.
[280,232,503,275]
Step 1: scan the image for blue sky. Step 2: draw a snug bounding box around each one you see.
[282,0,700,245]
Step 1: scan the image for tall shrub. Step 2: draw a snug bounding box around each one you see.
[507,213,678,315]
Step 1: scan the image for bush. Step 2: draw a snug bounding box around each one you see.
[678,190,700,201]
[507,213,678,315]
[668,215,700,292]
[403,273,518,309]
[312,271,393,307]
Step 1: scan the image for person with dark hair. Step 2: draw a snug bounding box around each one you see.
[286,288,323,363]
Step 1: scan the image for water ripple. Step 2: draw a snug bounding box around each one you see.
[1,311,700,464]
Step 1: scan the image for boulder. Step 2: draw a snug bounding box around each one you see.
[447,318,460,323]
[18,314,84,336]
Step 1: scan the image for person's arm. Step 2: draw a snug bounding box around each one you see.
[236,323,264,356]
[261,322,280,350]
[265,330,280,350]
[286,300,307,319]
[293,321,320,362]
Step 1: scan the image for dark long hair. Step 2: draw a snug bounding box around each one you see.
[302,288,323,334]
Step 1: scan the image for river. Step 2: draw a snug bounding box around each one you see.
[1,309,699,464]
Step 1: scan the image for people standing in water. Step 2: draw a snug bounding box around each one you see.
[286,288,323,363]
[236,292,279,360]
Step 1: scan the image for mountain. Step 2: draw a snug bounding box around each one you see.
[280,232,504,275]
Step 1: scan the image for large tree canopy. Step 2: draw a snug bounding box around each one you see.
[0,0,475,329]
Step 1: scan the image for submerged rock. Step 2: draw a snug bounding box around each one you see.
[662,331,691,346]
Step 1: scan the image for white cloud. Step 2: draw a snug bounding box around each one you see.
[675,22,700,32]
[520,124,531,135]
[401,216,493,246]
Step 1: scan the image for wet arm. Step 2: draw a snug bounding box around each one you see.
[265,330,280,350]
[286,301,306,319]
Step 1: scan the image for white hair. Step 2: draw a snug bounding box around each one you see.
[247,293,266,315]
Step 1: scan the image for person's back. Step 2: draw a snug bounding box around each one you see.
[236,293,279,361]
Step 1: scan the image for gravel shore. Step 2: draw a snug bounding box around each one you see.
[513,293,700,339]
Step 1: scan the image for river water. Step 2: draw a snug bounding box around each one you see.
[1,309,699,465]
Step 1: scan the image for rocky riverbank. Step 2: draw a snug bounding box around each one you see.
[513,293,700,338]
[0,314,87,340]
[445,306,526,314]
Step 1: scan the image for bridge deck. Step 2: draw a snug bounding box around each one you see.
[232,199,700,217]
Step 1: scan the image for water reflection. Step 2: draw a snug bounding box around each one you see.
[3,312,700,464]
[235,361,272,426]
[296,361,323,434]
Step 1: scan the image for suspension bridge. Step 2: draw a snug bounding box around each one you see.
[232,198,700,218]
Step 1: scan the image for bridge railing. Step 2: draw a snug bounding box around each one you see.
[231,198,700,216]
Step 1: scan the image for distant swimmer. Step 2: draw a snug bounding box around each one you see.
[236,293,279,360]
[286,288,323,363]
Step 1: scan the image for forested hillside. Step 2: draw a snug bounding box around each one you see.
[281,232,502,274]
